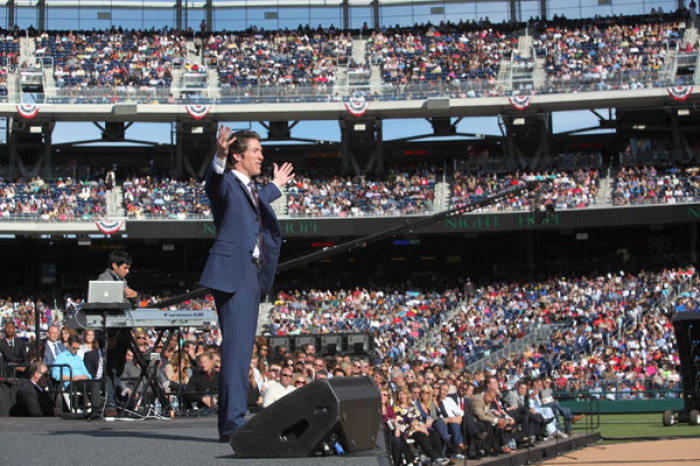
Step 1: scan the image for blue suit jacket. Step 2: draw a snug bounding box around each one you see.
[199,160,282,295]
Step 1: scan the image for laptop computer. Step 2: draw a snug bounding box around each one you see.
[87,280,126,304]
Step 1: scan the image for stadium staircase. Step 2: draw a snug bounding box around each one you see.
[106,186,125,218]
[369,63,382,95]
[533,56,546,90]
[433,181,451,212]
[6,65,18,102]
[41,64,56,99]
[660,49,680,84]
[517,33,532,57]
[496,58,512,90]
[464,322,569,372]
[170,64,183,100]
[334,65,349,97]
[596,167,615,207]
[257,301,274,332]
[271,186,287,218]
[207,68,220,100]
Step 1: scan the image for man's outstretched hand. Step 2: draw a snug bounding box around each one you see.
[273,162,295,188]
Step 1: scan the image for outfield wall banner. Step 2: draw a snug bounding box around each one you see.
[123,204,700,239]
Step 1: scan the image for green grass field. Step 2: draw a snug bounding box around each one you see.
[572,413,700,440]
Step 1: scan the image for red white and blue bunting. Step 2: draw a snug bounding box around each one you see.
[17,103,40,119]
[508,95,532,110]
[667,86,693,101]
[95,219,125,235]
[345,92,369,117]
[185,104,212,120]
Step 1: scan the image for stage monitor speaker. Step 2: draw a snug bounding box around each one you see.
[672,312,700,414]
[321,334,343,355]
[230,376,381,458]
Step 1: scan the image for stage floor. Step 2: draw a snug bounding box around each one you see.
[0,415,389,466]
[0,415,600,466]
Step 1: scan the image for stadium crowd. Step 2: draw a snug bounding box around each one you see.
[0,176,107,221]
[35,29,184,92]
[122,176,211,219]
[1,263,694,463]
[366,24,519,85]
[286,167,436,217]
[1,7,689,103]
[534,11,689,92]
[450,168,599,211]
[202,27,353,88]
[612,164,700,205]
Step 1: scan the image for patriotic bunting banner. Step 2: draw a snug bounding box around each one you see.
[185,104,212,120]
[667,86,693,102]
[508,95,532,110]
[95,219,125,235]
[345,92,369,117]
[17,103,40,119]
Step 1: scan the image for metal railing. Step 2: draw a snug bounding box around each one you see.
[0,67,684,105]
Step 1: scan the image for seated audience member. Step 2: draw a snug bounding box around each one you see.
[472,387,513,455]
[11,361,56,416]
[83,340,103,380]
[436,381,466,456]
[1,321,29,376]
[43,324,65,365]
[51,335,102,417]
[262,366,296,407]
[539,375,583,434]
[184,351,219,409]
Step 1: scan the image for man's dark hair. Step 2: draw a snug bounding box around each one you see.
[67,335,81,347]
[108,250,132,268]
[28,361,46,379]
[227,129,261,170]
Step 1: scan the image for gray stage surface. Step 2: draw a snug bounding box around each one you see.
[0,415,390,466]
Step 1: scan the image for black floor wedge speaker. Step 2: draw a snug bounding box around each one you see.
[230,376,381,458]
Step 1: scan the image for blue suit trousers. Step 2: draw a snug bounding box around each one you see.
[214,271,260,436]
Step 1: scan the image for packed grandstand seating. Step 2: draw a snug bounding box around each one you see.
[4,265,692,398]
[286,167,436,217]
[203,28,353,89]
[0,7,688,103]
[366,25,519,84]
[6,160,700,220]
[0,176,107,221]
[533,11,690,92]
[122,176,211,219]
[35,30,184,90]
[450,168,599,211]
[612,164,700,205]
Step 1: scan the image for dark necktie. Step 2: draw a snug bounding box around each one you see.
[9,340,14,348]
[248,181,265,264]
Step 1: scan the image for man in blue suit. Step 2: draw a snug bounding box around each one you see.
[200,125,294,442]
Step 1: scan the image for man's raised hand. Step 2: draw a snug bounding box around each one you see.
[216,124,235,160]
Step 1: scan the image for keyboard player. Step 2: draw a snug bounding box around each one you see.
[96,250,140,416]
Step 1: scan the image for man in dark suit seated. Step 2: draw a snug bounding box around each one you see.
[0,321,29,377]
[11,361,56,416]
